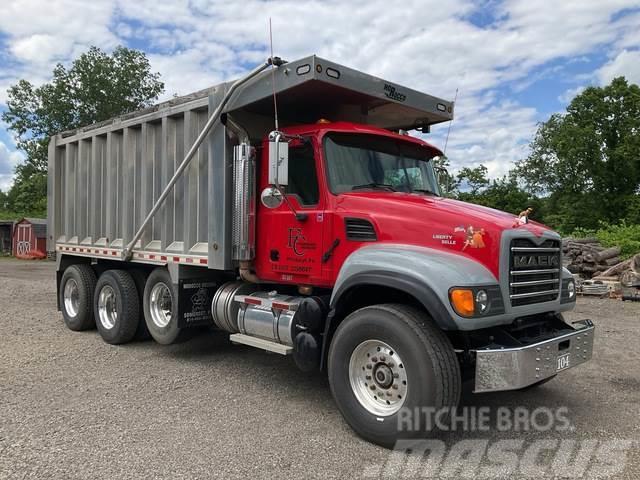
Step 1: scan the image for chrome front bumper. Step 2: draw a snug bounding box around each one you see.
[473,319,595,393]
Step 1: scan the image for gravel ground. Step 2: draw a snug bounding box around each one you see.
[0,258,638,479]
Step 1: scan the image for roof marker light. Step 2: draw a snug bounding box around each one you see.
[326,67,340,79]
[296,64,311,75]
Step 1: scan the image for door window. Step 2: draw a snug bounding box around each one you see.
[286,143,319,206]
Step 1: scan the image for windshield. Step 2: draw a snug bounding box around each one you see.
[323,133,440,195]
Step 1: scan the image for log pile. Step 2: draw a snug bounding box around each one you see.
[562,238,621,278]
[562,238,640,285]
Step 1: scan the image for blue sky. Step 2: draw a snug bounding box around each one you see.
[1,0,640,191]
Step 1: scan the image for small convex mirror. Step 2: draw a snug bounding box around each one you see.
[261,186,284,209]
[268,131,289,186]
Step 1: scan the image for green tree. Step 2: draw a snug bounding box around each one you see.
[432,155,457,195]
[1,46,164,215]
[454,164,540,219]
[516,77,640,231]
[456,165,490,195]
[0,189,8,211]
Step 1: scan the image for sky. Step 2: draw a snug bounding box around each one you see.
[1,0,640,192]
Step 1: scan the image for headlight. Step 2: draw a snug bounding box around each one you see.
[449,286,504,318]
[476,290,488,313]
[561,278,577,304]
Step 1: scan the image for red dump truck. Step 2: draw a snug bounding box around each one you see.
[48,55,594,446]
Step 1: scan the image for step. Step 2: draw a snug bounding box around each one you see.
[229,333,293,355]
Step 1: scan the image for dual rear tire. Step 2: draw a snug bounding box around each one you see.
[60,265,183,345]
[94,270,140,344]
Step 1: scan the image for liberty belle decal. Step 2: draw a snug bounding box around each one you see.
[454,225,486,251]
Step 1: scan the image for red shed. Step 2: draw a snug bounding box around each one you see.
[13,218,47,259]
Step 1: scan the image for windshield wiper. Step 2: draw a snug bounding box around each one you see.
[411,188,437,195]
[352,183,397,192]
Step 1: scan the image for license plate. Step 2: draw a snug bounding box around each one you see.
[557,352,570,371]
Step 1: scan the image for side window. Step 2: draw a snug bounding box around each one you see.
[287,143,319,205]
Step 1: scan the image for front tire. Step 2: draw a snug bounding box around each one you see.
[328,304,461,448]
[94,270,140,345]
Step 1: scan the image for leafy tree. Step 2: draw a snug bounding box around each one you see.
[454,164,540,219]
[0,189,8,211]
[432,155,457,195]
[456,165,490,195]
[516,77,640,230]
[1,46,164,215]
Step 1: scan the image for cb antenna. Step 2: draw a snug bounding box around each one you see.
[269,17,279,131]
[443,87,458,156]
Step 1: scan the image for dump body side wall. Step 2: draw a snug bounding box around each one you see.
[47,95,224,269]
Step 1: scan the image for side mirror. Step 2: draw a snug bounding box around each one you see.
[268,131,288,186]
[434,166,452,194]
[260,186,284,209]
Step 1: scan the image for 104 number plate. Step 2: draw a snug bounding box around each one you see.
[557,352,570,371]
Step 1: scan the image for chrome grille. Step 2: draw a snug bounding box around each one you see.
[509,239,561,307]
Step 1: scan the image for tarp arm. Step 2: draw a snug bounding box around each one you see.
[122,58,283,260]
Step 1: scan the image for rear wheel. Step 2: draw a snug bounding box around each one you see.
[328,304,461,448]
[94,270,140,345]
[143,268,185,345]
[60,264,97,331]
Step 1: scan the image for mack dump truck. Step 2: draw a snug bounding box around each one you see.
[48,55,594,447]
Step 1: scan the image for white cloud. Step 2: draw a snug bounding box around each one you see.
[558,85,586,104]
[0,140,23,191]
[429,93,538,178]
[0,0,639,180]
[597,49,640,85]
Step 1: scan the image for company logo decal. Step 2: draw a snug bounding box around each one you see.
[383,83,407,102]
[454,225,486,251]
[190,288,209,312]
[514,255,559,268]
[288,228,307,256]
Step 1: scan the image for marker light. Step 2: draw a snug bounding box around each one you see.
[450,289,475,317]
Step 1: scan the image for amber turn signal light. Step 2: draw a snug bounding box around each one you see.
[449,288,475,317]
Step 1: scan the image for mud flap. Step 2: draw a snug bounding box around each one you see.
[177,279,218,328]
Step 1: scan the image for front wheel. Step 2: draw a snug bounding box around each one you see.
[328,304,461,448]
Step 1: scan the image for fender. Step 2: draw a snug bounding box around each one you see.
[320,244,500,370]
[330,244,498,322]
[329,243,500,329]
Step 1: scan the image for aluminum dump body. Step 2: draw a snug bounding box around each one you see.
[48,55,454,270]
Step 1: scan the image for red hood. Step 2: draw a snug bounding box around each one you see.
[334,192,554,279]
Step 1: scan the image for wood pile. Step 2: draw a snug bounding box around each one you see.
[563,238,620,278]
[562,238,640,285]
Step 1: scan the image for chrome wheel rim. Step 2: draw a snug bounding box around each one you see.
[97,285,118,330]
[63,279,80,318]
[349,340,408,416]
[150,283,172,328]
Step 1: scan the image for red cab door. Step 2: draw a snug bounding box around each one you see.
[255,139,327,286]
